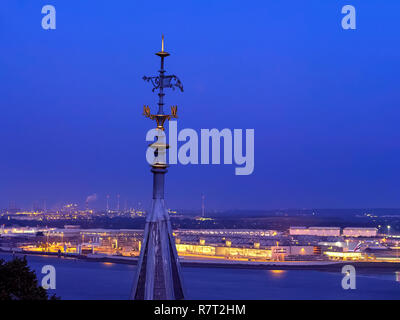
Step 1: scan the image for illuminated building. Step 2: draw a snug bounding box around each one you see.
[270,245,316,261]
[342,227,378,237]
[4,224,396,263]
[289,227,341,237]
[177,229,279,237]
[324,251,364,260]
[290,226,380,237]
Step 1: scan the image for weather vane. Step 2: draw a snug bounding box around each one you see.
[142,35,183,130]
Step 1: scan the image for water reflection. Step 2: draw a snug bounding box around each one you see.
[269,270,286,277]
[102,262,114,267]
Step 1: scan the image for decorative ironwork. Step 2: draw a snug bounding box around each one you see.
[140,35,183,131]
[170,105,178,118]
[143,105,178,130]
[143,75,184,92]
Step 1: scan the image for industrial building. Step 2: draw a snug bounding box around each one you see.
[342,227,378,237]
[289,227,341,237]
[2,225,398,262]
[290,226,378,237]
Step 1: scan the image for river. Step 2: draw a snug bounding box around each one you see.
[1,253,399,299]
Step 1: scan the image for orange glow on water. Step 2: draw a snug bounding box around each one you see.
[270,270,285,276]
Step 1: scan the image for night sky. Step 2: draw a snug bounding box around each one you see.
[1,1,400,211]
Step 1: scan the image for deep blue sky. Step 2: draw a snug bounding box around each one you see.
[1,0,400,211]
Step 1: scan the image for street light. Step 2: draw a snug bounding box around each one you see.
[387,225,391,236]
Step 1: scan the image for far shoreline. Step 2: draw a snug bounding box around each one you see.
[2,249,400,273]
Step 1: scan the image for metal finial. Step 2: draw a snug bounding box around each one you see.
[155,34,170,58]
[142,36,183,130]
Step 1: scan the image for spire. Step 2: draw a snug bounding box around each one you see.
[156,34,170,58]
[131,36,185,300]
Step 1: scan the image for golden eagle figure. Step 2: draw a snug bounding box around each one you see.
[143,105,155,120]
[170,105,178,119]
